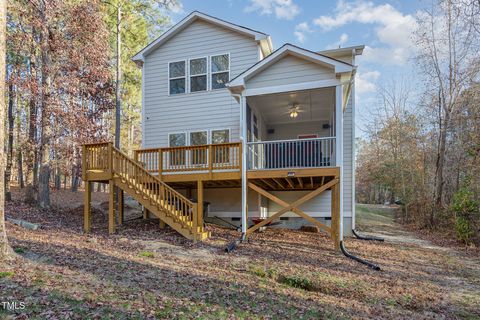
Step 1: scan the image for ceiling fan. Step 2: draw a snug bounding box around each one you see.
[283,103,305,118]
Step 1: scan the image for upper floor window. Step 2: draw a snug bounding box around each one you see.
[189,58,207,92]
[211,54,229,89]
[169,61,186,95]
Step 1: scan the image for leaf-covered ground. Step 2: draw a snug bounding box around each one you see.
[1,189,479,319]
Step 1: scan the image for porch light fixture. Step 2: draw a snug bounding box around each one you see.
[289,110,298,118]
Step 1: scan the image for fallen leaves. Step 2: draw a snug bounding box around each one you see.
[1,188,479,319]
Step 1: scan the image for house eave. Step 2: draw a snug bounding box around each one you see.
[131,11,270,63]
[227,43,354,89]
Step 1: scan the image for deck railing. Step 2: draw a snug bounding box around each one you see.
[82,142,111,175]
[82,142,199,233]
[135,142,242,175]
[247,137,336,170]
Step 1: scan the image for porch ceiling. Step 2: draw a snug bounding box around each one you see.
[247,87,335,124]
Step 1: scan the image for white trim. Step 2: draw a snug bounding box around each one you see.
[244,79,341,96]
[351,52,357,230]
[168,60,187,95]
[141,66,145,148]
[227,44,353,89]
[188,56,208,93]
[335,85,344,240]
[240,95,248,235]
[132,11,271,63]
[210,53,230,90]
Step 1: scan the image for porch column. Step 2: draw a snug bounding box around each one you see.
[240,94,248,235]
[335,85,344,241]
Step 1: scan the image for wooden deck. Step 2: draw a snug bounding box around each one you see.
[82,142,341,249]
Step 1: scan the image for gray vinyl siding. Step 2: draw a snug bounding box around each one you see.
[342,94,353,217]
[246,55,335,89]
[142,19,259,148]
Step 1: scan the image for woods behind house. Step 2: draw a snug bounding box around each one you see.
[4,0,177,206]
[356,1,480,244]
[2,0,480,246]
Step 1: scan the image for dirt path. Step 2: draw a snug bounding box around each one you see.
[1,193,479,319]
[356,204,480,318]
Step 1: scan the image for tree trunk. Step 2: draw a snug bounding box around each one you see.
[5,83,14,202]
[433,112,449,224]
[0,0,10,259]
[115,5,121,149]
[55,170,61,191]
[17,150,24,189]
[37,1,51,208]
[38,165,50,208]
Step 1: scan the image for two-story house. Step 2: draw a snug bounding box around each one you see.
[82,11,362,249]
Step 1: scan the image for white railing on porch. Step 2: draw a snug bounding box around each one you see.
[247,137,336,170]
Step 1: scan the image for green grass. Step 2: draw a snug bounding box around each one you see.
[0,271,14,279]
[138,251,155,258]
[14,246,27,254]
[278,275,315,291]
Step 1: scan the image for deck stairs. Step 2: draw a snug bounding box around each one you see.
[83,142,209,240]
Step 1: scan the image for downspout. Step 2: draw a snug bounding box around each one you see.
[225,93,247,252]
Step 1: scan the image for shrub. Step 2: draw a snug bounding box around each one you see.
[278,275,314,291]
[451,187,479,245]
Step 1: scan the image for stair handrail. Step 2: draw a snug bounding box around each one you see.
[111,146,194,206]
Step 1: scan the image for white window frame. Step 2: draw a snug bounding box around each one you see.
[188,56,208,93]
[168,60,187,95]
[210,53,230,90]
[210,128,231,144]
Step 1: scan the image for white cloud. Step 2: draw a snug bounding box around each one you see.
[294,22,312,43]
[314,1,416,65]
[356,70,380,95]
[245,0,301,20]
[167,1,184,14]
[326,32,349,49]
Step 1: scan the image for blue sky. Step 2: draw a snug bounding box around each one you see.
[168,0,425,137]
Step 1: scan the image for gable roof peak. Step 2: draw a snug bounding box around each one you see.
[132,11,272,65]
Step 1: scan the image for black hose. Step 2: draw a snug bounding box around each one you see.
[340,241,381,271]
[352,229,385,242]
[225,233,246,253]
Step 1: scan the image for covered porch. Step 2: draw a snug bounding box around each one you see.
[245,87,337,171]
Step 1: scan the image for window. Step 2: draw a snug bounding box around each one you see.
[169,132,186,165]
[190,131,208,165]
[189,58,207,92]
[211,54,229,89]
[169,61,186,95]
[211,129,229,144]
[211,129,230,164]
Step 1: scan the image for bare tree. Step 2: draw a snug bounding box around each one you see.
[0,0,9,258]
[414,0,480,221]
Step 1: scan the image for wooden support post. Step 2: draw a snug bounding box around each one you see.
[331,182,340,251]
[158,149,163,179]
[82,145,87,181]
[107,142,113,177]
[208,145,213,179]
[108,180,116,234]
[197,180,204,232]
[83,181,91,233]
[118,188,124,225]
[143,207,150,219]
[159,219,166,229]
[192,203,198,242]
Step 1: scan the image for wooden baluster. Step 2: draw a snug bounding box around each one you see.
[158,149,163,178]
